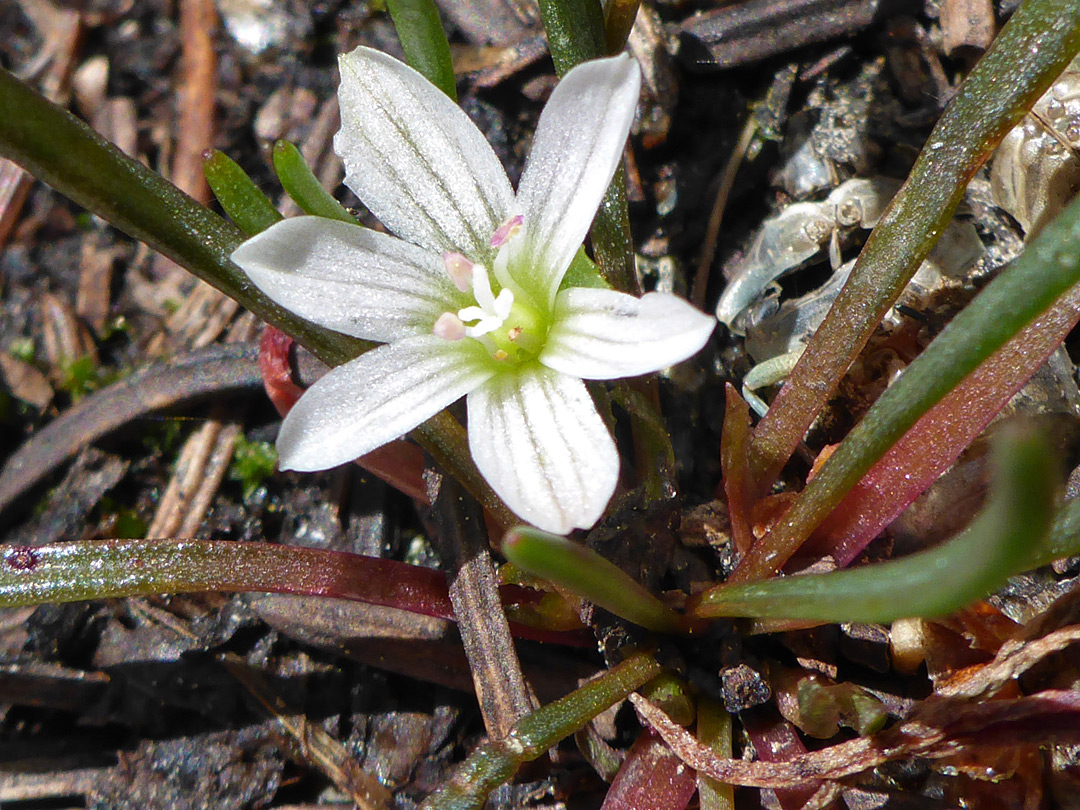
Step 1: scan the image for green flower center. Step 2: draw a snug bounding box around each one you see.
[432,217,550,365]
[481,295,547,362]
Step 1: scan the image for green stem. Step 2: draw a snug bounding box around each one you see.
[536,0,606,75]
[604,0,642,53]
[420,652,663,810]
[0,67,358,366]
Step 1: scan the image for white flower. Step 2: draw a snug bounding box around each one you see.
[230,46,715,534]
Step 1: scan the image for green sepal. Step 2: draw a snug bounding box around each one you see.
[203,149,282,237]
[272,140,357,224]
[559,247,612,292]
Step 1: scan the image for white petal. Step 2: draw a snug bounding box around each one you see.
[540,289,715,380]
[278,335,495,471]
[505,54,641,309]
[468,364,618,533]
[231,217,465,343]
[335,47,514,257]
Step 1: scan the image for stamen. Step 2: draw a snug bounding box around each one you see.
[471,264,498,311]
[442,252,474,292]
[457,305,488,322]
[433,312,466,341]
[464,317,502,338]
[493,288,514,320]
[490,214,524,248]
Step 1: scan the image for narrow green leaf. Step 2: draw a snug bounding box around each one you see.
[697,699,735,810]
[1034,492,1080,567]
[591,168,638,293]
[558,246,611,291]
[502,527,681,632]
[0,67,513,531]
[748,0,1080,494]
[639,671,696,726]
[386,0,457,101]
[272,140,357,224]
[0,67,357,367]
[536,0,637,293]
[690,425,1054,623]
[610,382,677,503]
[203,149,283,236]
[732,186,1080,584]
[0,539,457,616]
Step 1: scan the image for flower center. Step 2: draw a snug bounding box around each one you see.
[433,216,547,363]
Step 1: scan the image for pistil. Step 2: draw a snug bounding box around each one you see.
[432,217,548,362]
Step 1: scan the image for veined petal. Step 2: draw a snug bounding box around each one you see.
[540,289,715,380]
[278,335,495,471]
[336,46,514,258]
[506,54,641,309]
[468,364,618,534]
[231,217,465,343]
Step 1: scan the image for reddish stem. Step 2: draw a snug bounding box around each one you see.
[601,729,700,810]
[258,325,429,502]
[809,287,1080,567]
[742,711,835,810]
[720,384,754,556]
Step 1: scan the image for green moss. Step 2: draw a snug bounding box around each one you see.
[58,355,100,400]
[140,418,185,457]
[228,436,278,499]
[98,496,148,539]
[8,337,35,363]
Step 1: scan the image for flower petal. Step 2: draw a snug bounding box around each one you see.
[278,335,495,471]
[231,217,465,343]
[336,46,514,257]
[506,54,641,309]
[468,364,618,534]
[540,289,716,380]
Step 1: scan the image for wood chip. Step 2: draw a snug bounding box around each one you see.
[0,342,260,518]
[0,351,53,409]
[76,232,118,336]
[220,653,394,810]
[677,0,920,69]
[174,0,217,205]
[941,0,995,58]
[40,291,97,374]
[0,767,104,803]
[146,414,242,538]
[427,469,534,739]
